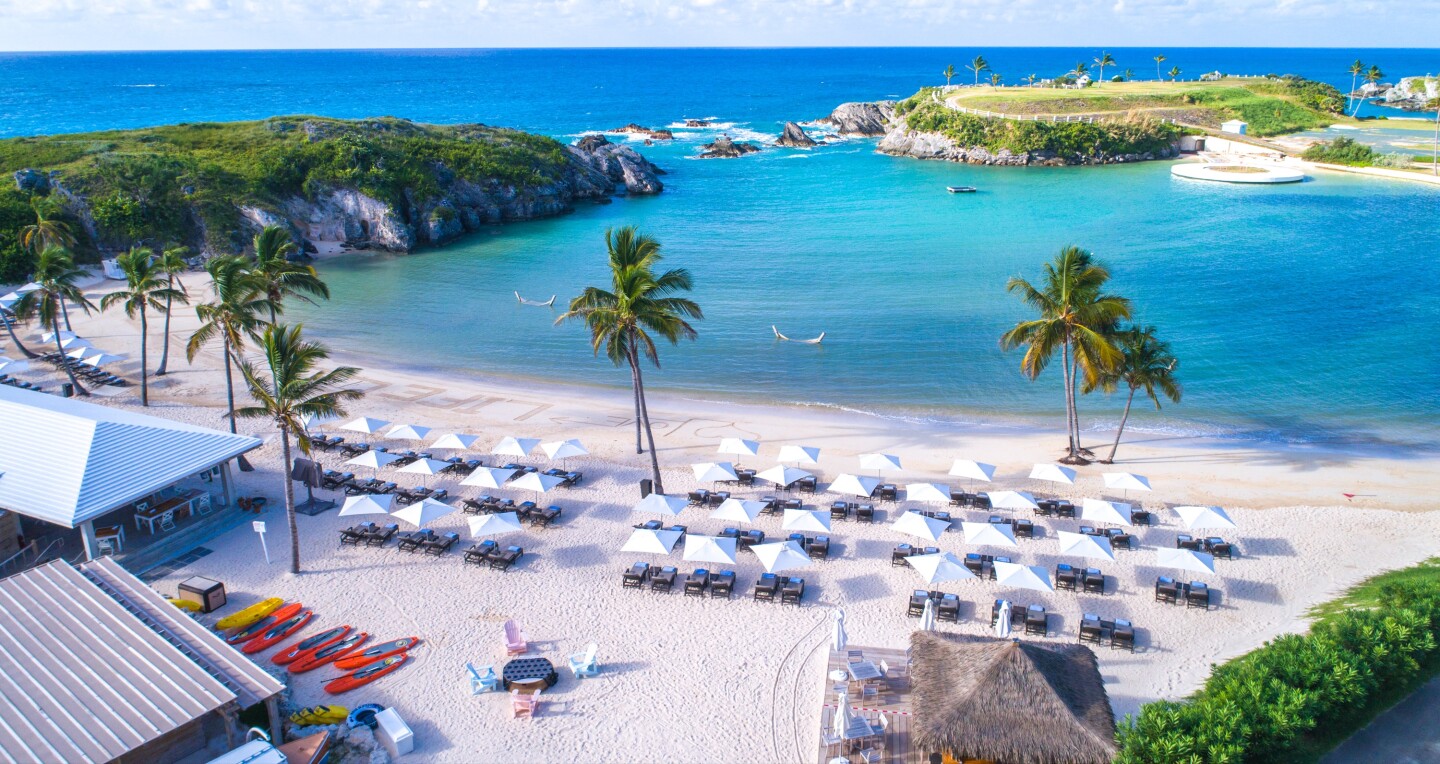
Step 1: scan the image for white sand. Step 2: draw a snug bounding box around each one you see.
[7,277,1439,763]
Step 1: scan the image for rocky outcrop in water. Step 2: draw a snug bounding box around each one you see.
[1377,76,1440,111]
[877,128,1178,166]
[818,102,897,136]
[775,122,820,148]
[684,119,712,127]
[606,123,675,140]
[698,136,761,159]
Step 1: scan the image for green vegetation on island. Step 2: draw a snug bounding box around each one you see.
[1302,136,1432,170]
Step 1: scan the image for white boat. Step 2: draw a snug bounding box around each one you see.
[946,186,977,193]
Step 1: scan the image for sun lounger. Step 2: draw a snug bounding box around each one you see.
[503,619,529,655]
[937,593,960,622]
[709,570,735,598]
[393,486,429,505]
[623,562,650,588]
[759,497,782,515]
[649,566,677,593]
[321,470,355,490]
[465,540,499,566]
[719,527,740,541]
[364,523,398,547]
[1013,519,1035,538]
[1206,538,1237,559]
[753,572,779,602]
[781,577,805,606]
[1131,509,1153,526]
[467,662,499,694]
[1055,563,1078,591]
[489,545,523,571]
[344,477,379,495]
[634,519,662,531]
[907,590,929,616]
[461,497,488,514]
[781,498,803,511]
[797,476,817,494]
[877,484,898,502]
[807,536,830,560]
[892,544,915,566]
[339,442,371,457]
[1154,576,1179,604]
[339,523,371,546]
[684,569,709,597]
[1176,533,1201,551]
[855,504,875,523]
[1111,619,1135,651]
[1186,581,1211,610]
[1079,614,1104,644]
[424,531,460,556]
[964,553,990,578]
[830,501,851,521]
[738,529,765,551]
[1106,529,1136,550]
[1036,499,1057,517]
[687,489,710,506]
[528,505,562,528]
[369,481,398,495]
[972,493,992,510]
[1083,568,1106,595]
[1025,605,1047,636]
[568,643,599,678]
[667,524,688,539]
[397,529,435,553]
[706,491,731,507]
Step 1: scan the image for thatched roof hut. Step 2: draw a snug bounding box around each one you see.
[909,632,1117,764]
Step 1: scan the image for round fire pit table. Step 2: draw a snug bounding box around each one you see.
[502,657,558,691]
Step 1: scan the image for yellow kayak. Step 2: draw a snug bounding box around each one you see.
[167,598,202,612]
[215,597,284,631]
[289,705,348,726]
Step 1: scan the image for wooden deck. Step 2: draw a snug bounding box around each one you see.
[815,644,929,764]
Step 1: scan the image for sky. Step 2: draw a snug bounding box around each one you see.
[1,0,1438,50]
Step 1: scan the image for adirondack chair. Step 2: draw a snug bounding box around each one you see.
[466,663,499,694]
[511,689,540,718]
[504,619,529,655]
[568,643,599,678]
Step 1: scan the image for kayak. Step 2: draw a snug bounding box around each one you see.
[289,705,349,726]
[225,602,302,644]
[324,654,408,695]
[332,637,421,671]
[273,625,350,666]
[241,610,314,654]
[215,597,284,631]
[290,632,370,674]
[167,598,202,612]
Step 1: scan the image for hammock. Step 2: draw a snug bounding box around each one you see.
[772,325,825,344]
[514,291,556,307]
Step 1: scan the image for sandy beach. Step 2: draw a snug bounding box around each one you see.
[5,274,1439,762]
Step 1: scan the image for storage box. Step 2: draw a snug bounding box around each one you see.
[177,576,226,613]
[374,707,413,758]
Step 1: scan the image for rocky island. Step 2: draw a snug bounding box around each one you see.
[775,122,821,147]
[605,123,676,141]
[698,135,762,159]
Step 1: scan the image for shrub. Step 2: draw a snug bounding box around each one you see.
[1302,136,1378,166]
[902,101,1181,158]
[1375,152,1420,168]
[0,187,35,283]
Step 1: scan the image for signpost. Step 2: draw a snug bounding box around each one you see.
[253,521,270,564]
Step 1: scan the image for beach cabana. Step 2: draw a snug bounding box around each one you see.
[541,439,589,460]
[988,490,1040,511]
[392,497,454,528]
[1080,498,1132,526]
[757,465,812,488]
[950,459,997,483]
[1103,472,1152,492]
[782,508,832,533]
[893,511,949,543]
[621,527,683,555]
[1030,463,1077,486]
[339,493,395,517]
[906,482,952,504]
[340,416,390,434]
[994,562,1054,592]
[461,466,519,489]
[710,498,765,524]
[717,438,760,458]
[1175,505,1237,530]
[1157,547,1216,574]
[682,534,738,565]
[777,444,821,465]
[829,473,880,498]
[430,433,481,451]
[752,540,811,573]
[858,452,902,474]
[908,632,1117,764]
[1057,530,1116,562]
[906,552,977,585]
[385,424,431,441]
[962,520,1018,548]
[692,461,739,483]
[468,511,524,537]
[492,436,541,458]
[632,493,688,516]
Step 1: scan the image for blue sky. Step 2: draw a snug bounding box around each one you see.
[1,0,1436,50]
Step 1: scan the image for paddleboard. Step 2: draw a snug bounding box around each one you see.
[242,610,314,654]
[332,637,421,670]
[290,632,370,674]
[167,598,202,612]
[215,597,284,631]
[273,625,350,666]
[289,705,349,726]
[324,654,408,695]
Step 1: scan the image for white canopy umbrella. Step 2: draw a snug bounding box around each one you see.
[300,411,343,432]
[1157,547,1217,574]
[777,444,821,465]
[682,535,739,565]
[832,691,874,741]
[1030,463,1077,485]
[338,493,395,517]
[430,433,481,451]
[397,458,452,475]
[0,357,29,374]
[511,471,564,500]
[919,598,937,632]
[691,462,738,483]
[14,283,40,294]
[831,610,847,653]
[341,417,390,434]
[492,436,541,458]
[57,336,92,351]
[987,490,1039,511]
[858,453,902,474]
[994,599,1012,637]
[345,449,403,473]
[621,527,682,555]
[782,508,831,533]
[468,511,524,537]
[717,438,760,458]
[1175,505,1237,530]
[828,473,880,498]
[892,511,948,543]
[905,482,952,504]
[962,521,1019,548]
[756,465,812,488]
[906,552,977,585]
[1103,472,1153,492]
[386,424,431,441]
[541,439,589,460]
[1081,498,1133,527]
[41,330,78,343]
[65,346,92,359]
[632,493,688,516]
[709,498,765,524]
[80,351,127,367]
[461,466,518,489]
[392,497,455,528]
[752,540,811,574]
[993,562,1054,593]
[949,459,996,483]
[1057,530,1117,562]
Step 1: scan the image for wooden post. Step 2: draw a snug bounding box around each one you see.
[79,520,98,562]
[222,703,239,750]
[265,696,283,743]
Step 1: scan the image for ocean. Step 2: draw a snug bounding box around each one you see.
[1,48,1437,448]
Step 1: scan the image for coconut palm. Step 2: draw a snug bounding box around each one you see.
[250,225,328,322]
[1352,64,1385,116]
[1072,62,1090,81]
[989,72,1002,88]
[1154,54,1167,81]
[1087,326,1181,463]
[187,255,274,435]
[1093,52,1116,85]
[1168,66,1182,82]
[153,245,190,376]
[15,246,95,395]
[999,246,1131,463]
[1347,59,1366,111]
[236,324,363,574]
[556,226,701,493]
[1123,69,1135,82]
[99,247,183,406]
[943,64,957,86]
[1,303,36,359]
[1025,73,1038,87]
[967,56,990,86]
[18,196,75,254]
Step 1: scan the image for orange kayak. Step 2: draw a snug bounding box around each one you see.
[273,625,350,665]
[290,632,369,674]
[324,654,408,695]
[332,637,420,670]
[225,602,302,644]
[242,610,313,654]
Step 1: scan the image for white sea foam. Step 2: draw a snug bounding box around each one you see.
[124,84,160,88]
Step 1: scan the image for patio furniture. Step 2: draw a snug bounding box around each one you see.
[423,531,460,556]
[465,540,498,566]
[937,593,960,623]
[891,544,915,566]
[1186,581,1212,610]
[1079,614,1104,644]
[684,569,710,597]
[687,489,710,506]
[708,570,735,598]
[753,573,779,601]
[1055,563,1078,591]
[855,504,875,523]
[622,562,650,589]
[1111,619,1135,651]
[1176,533,1202,551]
[1154,576,1180,604]
[907,590,929,617]
[1024,605,1047,636]
[467,663,499,694]
[489,545,524,571]
[503,620,530,656]
[781,577,805,606]
[1082,568,1106,595]
[649,566,678,593]
[363,524,398,547]
[568,644,599,678]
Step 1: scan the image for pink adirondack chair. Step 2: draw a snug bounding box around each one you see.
[503,619,529,655]
[511,688,540,718]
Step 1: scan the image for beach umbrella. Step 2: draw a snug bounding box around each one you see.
[65,346,92,359]
[782,508,831,533]
[632,493,688,516]
[691,462,738,483]
[1175,505,1237,530]
[492,436,541,458]
[919,597,937,632]
[949,459,996,483]
[1157,547,1217,574]
[57,336,92,351]
[461,466,517,489]
[1030,463,1077,486]
[300,411,343,432]
[430,433,481,451]
[987,490,1039,511]
[828,473,880,498]
[682,535,738,565]
[994,598,1011,637]
[0,357,29,374]
[468,511,524,537]
[41,330,77,343]
[756,465,812,488]
[717,438,760,458]
[752,540,811,574]
[1081,498,1133,527]
[80,351,127,367]
[858,453,902,475]
[962,521,1018,548]
[1057,530,1117,562]
[511,471,564,501]
[1103,472,1152,492]
[397,457,452,476]
[892,511,948,543]
[385,424,431,441]
[541,439,589,460]
[620,528,682,555]
[906,552,977,585]
[341,417,390,434]
[392,497,455,528]
[831,610,847,653]
[338,493,394,517]
[15,283,40,294]
[777,444,821,465]
[709,498,765,524]
[993,562,1054,593]
[345,449,403,474]
[905,482,952,504]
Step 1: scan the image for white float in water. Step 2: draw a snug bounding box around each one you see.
[1171,163,1306,184]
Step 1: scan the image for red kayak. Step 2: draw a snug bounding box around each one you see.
[324,654,408,695]
[273,625,350,666]
[242,610,314,654]
[225,602,303,645]
[290,632,370,674]
[332,637,421,671]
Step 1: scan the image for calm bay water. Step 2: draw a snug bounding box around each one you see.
[1,49,1437,447]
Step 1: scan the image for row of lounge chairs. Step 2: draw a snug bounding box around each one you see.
[1156,577,1212,609]
[620,563,738,598]
[339,522,398,547]
[459,496,563,527]
[397,529,460,555]
[0,374,42,392]
[1079,526,1137,550]
[759,497,805,515]
[687,489,732,507]
[464,539,525,570]
[1177,535,1236,559]
[992,600,1049,636]
[964,553,1014,579]
[891,544,941,565]
[1055,564,1107,594]
[395,487,449,505]
[1079,613,1136,651]
[343,478,398,496]
[989,516,1036,538]
[829,501,877,523]
[38,352,128,387]
[907,590,962,622]
[754,573,805,605]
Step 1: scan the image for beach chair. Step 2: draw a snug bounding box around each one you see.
[1078,615,1104,644]
[364,524,398,547]
[1208,538,1237,560]
[1111,619,1135,652]
[467,663,499,694]
[684,569,709,597]
[371,481,398,495]
[344,478,379,496]
[397,529,434,553]
[622,563,650,589]
[739,529,765,551]
[1154,576,1179,604]
[489,545,523,571]
[1083,568,1106,595]
[511,689,540,718]
[781,498,803,511]
[855,504,875,523]
[907,590,929,617]
[781,577,805,606]
[797,476,817,494]
[937,593,960,623]
[687,489,710,506]
[892,544,914,566]
[465,540,498,566]
[339,525,368,546]
[461,497,488,515]
[1013,519,1035,538]
[503,619,529,655]
[424,531,460,556]
[830,501,851,521]
[321,470,355,490]
[568,643,599,678]
[808,536,830,560]
[1106,529,1135,550]
[1131,509,1153,526]
[719,527,741,541]
[708,570,735,599]
[707,491,731,507]
[529,505,562,528]
[964,553,988,578]
[1186,582,1211,610]
[1025,605,1048,636]
[1055,563,1078,591]
[650,566,678,593]
[753,573,779,602]
[1176,533,1201,551]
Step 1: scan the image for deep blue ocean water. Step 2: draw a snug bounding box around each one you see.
[1,49,1437,447]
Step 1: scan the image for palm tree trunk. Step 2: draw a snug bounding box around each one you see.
[60,297,72,332]
[1432,105,1438,176]
[53,315,87,396]
[630,346,664,494]
[280,423,301,574]
[2,312,36,358]
[138,308,149,406]
[156,283,174,376]
[1070,355,1090,458]
[1060,338,1076,459]
[222,334,238,434]
[628,331,643,454]
[1105,387,1137,463]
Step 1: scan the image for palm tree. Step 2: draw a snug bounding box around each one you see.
[250,225,328,322]
[556,226,701,493]
[1352,65,1385,116]
[1,303,36,359]
[1347,59,1366,111]
[1123,68,1135,82]
[999,246,1131,463]
[989,72,1002,88]
[100,247,183,406]
[153,245,190,376]
[1168,66,1182,82]
[1093,51,1116,85]
[19,196,76,254]
[16,246,94,395]
[1025,73,1038,87]
[187,256,274,435]
[1154,54,1167,81]
[1088,326,1181,463]
[236,324,363,574]
[967,56,990,86]
[943,64,957,86]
